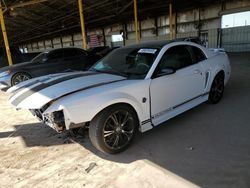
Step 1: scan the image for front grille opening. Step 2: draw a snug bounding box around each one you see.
[51,111,66,132]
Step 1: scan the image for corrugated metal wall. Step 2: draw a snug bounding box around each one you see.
[221,26,250,52]
[208,29,218,48]
[20,0,250,53]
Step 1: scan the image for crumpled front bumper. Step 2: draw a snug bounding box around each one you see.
[30,109,66,132]
[30,109,86,132]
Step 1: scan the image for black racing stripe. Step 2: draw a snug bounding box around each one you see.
[10,72,91,101]
[12,72,93,96]
[53,79,127,101]
[141,119,151,125]
[151,92,209,119]
[11,72,99,106]
[172,92,209,110]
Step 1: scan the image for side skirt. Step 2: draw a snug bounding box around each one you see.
[139,94,209,132]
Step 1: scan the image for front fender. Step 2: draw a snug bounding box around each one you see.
[44,91,150,130]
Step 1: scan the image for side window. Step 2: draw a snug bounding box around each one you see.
[158,45,193,71]
[191,46,207,63]
[63,48,87,58]
[47,50,63,60]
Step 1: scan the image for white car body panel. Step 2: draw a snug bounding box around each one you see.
[150,62,206,125]
[8,41,231,133]
[43,79,151,130]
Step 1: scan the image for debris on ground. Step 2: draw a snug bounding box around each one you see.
[85,162,97,173]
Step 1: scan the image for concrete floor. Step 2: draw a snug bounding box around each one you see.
[0,52,249,188]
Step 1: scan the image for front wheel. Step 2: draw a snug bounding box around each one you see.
[208,74,224,104]
[89,104,138,154]
[11,72,31,86]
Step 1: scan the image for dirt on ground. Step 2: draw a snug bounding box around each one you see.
[0,52,250,188]
[0,93,199,188]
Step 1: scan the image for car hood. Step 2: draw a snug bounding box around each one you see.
[8,71,126,109]
[0,61,32,72]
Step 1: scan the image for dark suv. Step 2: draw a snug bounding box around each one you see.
[0,47,101,89]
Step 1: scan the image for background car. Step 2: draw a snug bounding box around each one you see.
[87,46,120,57]
[0,47,101,90]
[0,46,39,68]
[175,37,206,47]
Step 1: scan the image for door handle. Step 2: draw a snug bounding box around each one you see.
[194,69,202,75]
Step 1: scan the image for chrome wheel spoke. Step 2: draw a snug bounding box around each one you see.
[104,130,115,138]
[121,129,133,140]
[16,76,22,82]
[13,74,30,85]
[112,135,120,147]
[121,112,130,127]
[110,114,119,125]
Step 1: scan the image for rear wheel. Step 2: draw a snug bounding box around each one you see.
[11,72,31,86]
[89,104,138,154]
[208,73,224,104]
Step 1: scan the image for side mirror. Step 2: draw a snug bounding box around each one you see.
[157,68,176,77]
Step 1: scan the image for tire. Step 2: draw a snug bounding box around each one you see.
[89,104,138,154]
[208,73,224,104]
[11,72,31,86]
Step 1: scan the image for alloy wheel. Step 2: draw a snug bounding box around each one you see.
[103,110,135,150]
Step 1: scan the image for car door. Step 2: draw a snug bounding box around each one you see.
[150,45,205,125]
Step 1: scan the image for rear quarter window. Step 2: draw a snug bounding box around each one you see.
[191,46,207,63]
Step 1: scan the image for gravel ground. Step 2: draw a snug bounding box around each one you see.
[0,52,249,188]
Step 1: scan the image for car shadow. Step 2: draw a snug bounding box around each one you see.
[0,123,74,147]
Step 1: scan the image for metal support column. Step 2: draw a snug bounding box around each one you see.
[71,34,74,46]
[102,28,106,46]
[78,0,87,49]
[155,17,158,37]
[133,0,139,43]
[169,1,173,40]
[175,12,177,39]
[0,1,13,65]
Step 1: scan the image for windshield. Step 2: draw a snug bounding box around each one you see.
[91,47,159,79]
[31,52,48,63]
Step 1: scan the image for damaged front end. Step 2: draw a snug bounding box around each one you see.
[31,109,66,132]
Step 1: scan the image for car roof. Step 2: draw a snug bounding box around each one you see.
[124,40,171,49]
[44,47,85,53]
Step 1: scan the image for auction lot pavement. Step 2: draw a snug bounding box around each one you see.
[0,53,250,188]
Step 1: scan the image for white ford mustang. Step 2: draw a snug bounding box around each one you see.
[8,41,231,153]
